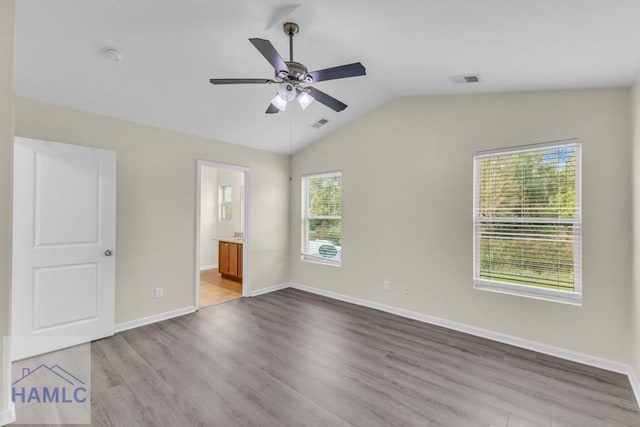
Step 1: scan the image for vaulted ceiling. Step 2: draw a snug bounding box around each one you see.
[14,0,640,153]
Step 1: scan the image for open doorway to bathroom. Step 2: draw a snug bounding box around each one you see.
[195,161,250,308]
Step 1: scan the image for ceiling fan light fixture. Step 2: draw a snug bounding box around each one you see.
[297,91,315,110]
[278,83,297,102]
[270,94,287,111]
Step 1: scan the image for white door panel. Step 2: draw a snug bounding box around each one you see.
[12,137,116,360]
[33,262,98,331]
[34,147,100,246]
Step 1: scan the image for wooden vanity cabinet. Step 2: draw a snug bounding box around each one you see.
[218,241,243,282]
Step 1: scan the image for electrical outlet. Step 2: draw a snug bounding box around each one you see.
[383,280,390,291]
[155,287,164,299]
[403,285,410,294]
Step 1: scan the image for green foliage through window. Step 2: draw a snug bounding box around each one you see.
[474,142,581,295]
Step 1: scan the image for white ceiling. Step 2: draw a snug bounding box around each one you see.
[14,0,640,154]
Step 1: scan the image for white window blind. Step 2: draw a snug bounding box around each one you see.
[473,139,582,304]
[302,171,342,265]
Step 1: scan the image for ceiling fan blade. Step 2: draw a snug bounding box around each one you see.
[266,103,280,114]
[209,78,275,85]
[307,87,347,112]
[307,62,366,83]
[249,38,289,73]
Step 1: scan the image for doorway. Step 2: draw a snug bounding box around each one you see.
[195,161,250,308]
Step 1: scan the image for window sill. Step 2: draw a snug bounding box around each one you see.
[473,279,582,306]
[301,254,341,267]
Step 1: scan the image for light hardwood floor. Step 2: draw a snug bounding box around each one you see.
[16,288,640,426]
[199,268,242,307]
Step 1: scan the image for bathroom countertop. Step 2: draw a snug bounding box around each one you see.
[216,237,244,244]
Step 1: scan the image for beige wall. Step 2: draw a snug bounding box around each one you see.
[0,0,14,420]
[632,75,640,376]
[291,88,632,363]
[15,97,290,324]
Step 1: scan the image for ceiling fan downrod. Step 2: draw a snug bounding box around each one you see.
[283,22,299,62]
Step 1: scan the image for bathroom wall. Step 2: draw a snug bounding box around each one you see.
[200,166,218,269]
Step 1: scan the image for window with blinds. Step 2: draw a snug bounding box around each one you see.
[473,139,582,304]
[302,171,342,265]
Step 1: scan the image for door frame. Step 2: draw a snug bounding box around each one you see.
[194,160,251,308]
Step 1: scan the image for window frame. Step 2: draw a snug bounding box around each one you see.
[301,170,342,266]
[219,185,232,221]
[473,139,582,305]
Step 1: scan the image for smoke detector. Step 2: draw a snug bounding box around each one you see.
[103,47,124,62]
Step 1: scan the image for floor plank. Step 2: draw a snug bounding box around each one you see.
[199,268,242,307]
[14,288,640,426]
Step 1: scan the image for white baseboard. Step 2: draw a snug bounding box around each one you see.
[288,282,640,406]
[627,366,640,409]
[250,283,290,297]
[115,306,197,333]
[114,284,286,335]
[200,264,218,271]
[0,402,15,426]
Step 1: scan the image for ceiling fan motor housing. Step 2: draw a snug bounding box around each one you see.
[282,61,311,82]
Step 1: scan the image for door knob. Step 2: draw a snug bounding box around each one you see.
[105,250,113,257]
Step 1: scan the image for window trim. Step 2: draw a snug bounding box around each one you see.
[472,138,582,305]
[220,185,232,221]
[301,170,342,266]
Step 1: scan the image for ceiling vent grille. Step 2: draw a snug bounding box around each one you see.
[450,74,481,84]
[311,118,329,128]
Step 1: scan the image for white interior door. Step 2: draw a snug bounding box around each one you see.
[11,137,116,360]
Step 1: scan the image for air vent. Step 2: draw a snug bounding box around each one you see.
[311,118,329,129]
[449,74,481,84]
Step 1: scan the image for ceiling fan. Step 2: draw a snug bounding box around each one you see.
[209,22,366,114]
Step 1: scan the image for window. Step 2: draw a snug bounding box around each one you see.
[220,185,232,220]
[302,171,342,265]
[473,139,582,304]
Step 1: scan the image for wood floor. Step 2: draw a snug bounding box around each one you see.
[199,268,242,307]
[18,288,640,426]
